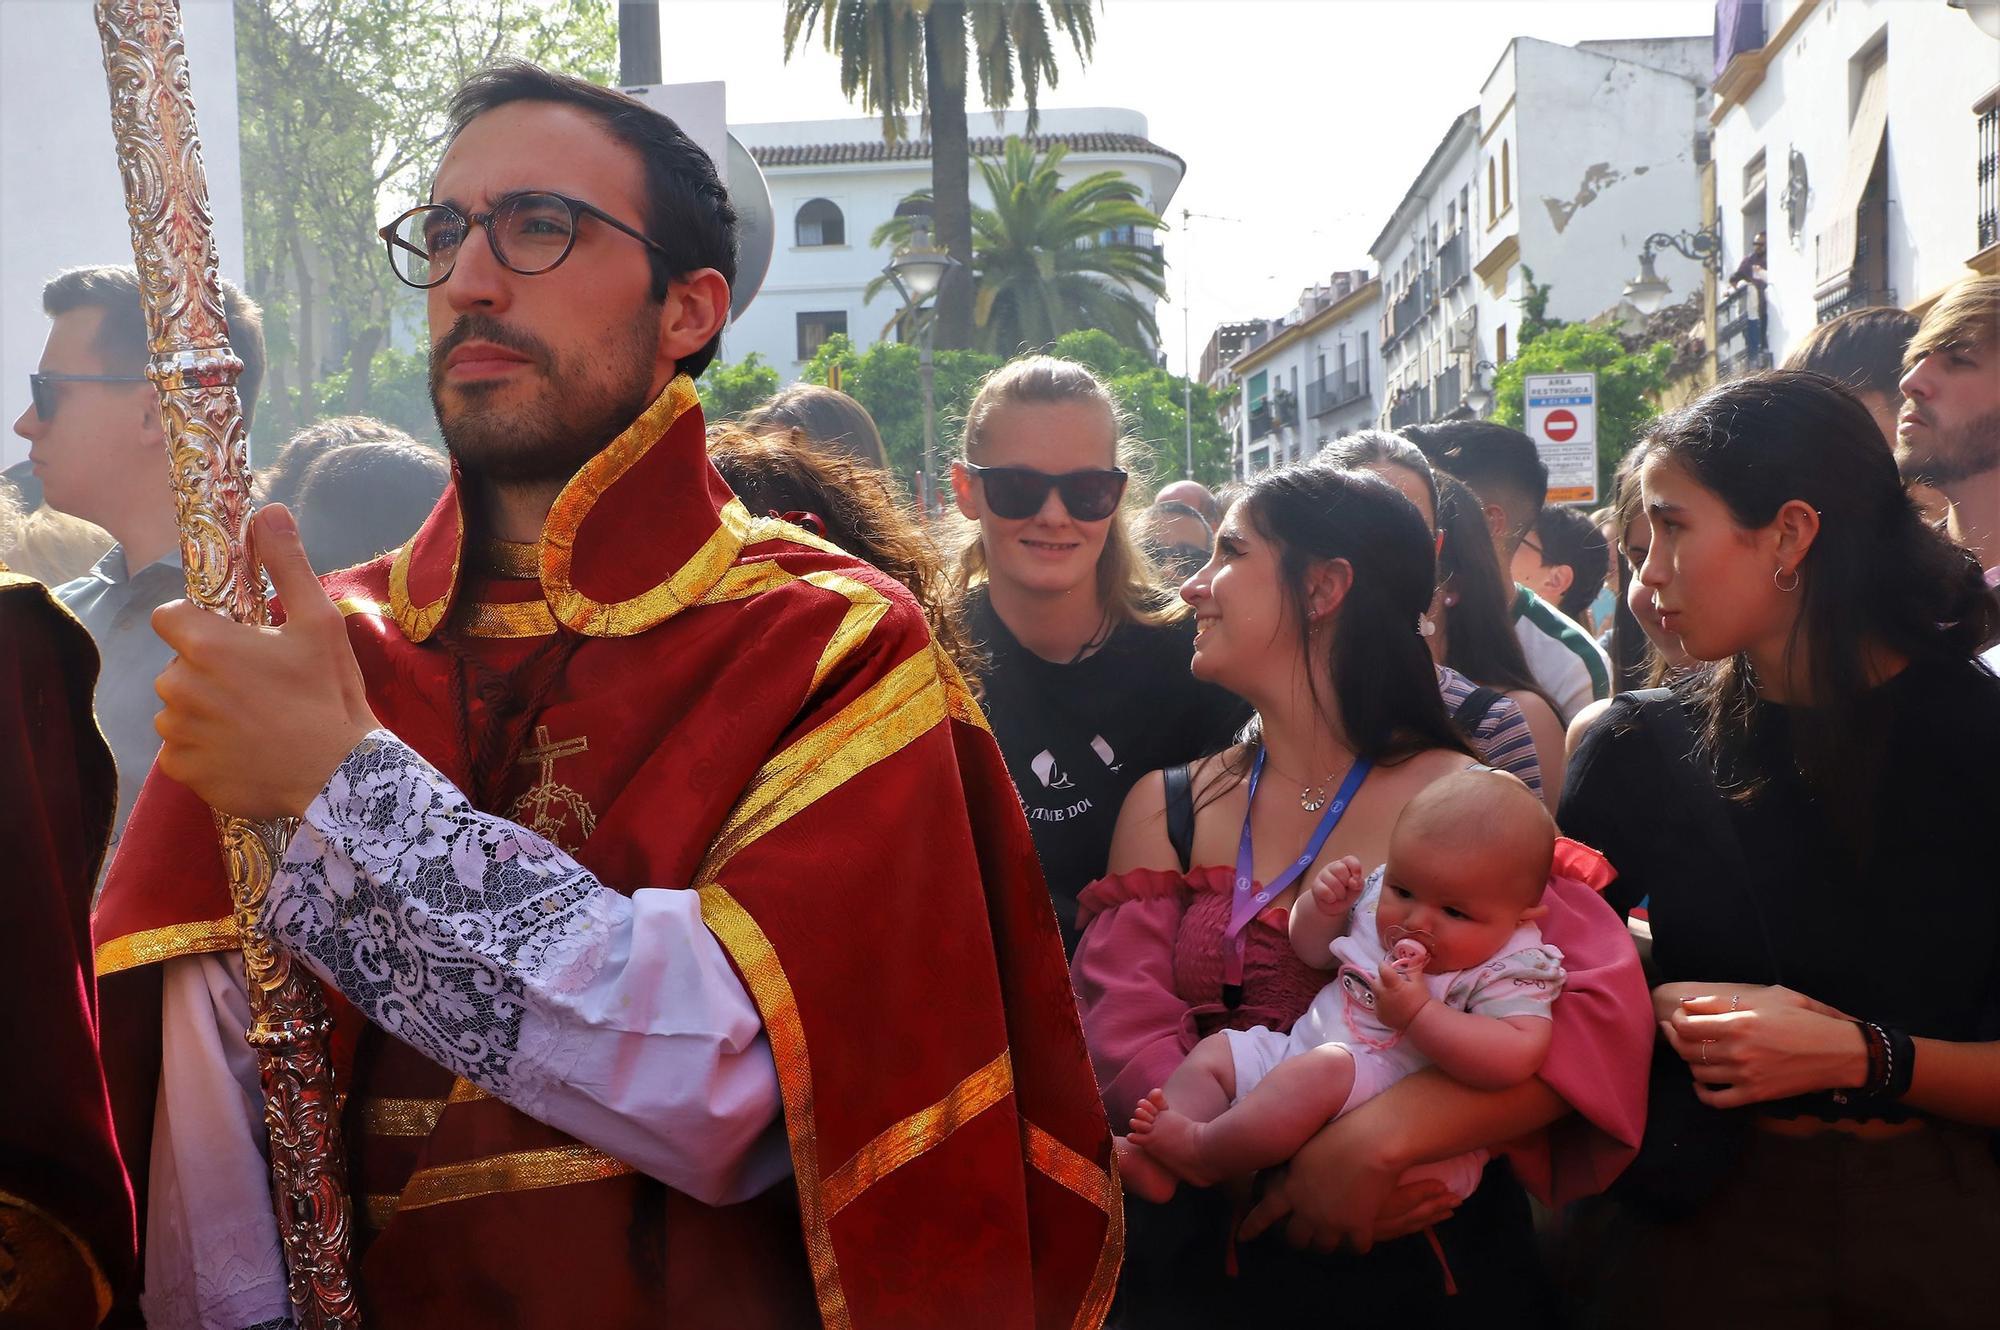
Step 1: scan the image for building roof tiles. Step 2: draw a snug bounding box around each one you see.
[749,131,1184,172]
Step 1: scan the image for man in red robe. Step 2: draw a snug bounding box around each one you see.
[0,565,133,1326]
[93,61,1117,1328]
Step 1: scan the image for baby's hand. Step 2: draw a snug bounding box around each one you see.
[1309,855,1367,917]
[1373,957,1432,1031]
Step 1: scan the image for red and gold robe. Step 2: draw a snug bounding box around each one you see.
[94,377,1120,1328]
[1,569,132,1327]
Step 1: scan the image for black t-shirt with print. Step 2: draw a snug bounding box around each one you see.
[969,589,1251,954]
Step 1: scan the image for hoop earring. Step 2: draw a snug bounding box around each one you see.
[1773,564,1801,593]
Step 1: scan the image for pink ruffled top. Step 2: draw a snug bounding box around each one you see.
[1071,837,1649,1209]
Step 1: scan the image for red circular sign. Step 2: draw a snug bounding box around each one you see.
[1543,409,1578,442]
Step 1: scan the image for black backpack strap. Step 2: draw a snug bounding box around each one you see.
[1161,763,1196,873]
[1451,685,1503,732]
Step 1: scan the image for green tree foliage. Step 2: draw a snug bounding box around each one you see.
[695,354,783,423]
[795,331,1228,493]
[235,0,615,459]
[1515,264,1563,349]
[870,139,1167,357]
[799,335,1000,490]
[781,1,1097,349]
[1492,323,1674,495]
[1046,332,1231,487]
[308,347,440,446]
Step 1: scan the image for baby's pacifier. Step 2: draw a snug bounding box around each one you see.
[1388,936,1432,974]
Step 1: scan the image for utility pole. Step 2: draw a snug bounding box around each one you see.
[1181,207,1193,479]
[619,2,661,85]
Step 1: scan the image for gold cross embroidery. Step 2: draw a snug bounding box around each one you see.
[510,726,595,850]
[518,725,588,782]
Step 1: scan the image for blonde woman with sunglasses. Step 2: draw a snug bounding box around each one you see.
[951,356,1248,954]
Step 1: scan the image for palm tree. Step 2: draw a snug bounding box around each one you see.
[868,138,1167,356]
[782,1,1098,350]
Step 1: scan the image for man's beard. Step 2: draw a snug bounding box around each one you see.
[429,308,661,488]
[1896,405,2000,488]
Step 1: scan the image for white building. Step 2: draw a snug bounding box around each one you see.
[1371,110,1483,433]
[726,108,1184,376]
[2,0,246,472]
[1473,36,1711,376]
[1708,0,2000,375]
[1227,271,1381,476]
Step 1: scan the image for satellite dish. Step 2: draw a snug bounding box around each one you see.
[726,132,773,322]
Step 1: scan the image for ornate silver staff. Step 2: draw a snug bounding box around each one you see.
[92,3,359,1324]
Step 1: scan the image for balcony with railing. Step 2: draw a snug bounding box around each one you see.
[1248,402,1274,440]
[1387,283,1425,345]
[1715,284,1773,380]
[1438,230,1470,290]
[1308,365,1369,418]
[1387,384,1430,431]
[1432,364,1462,420]
[1814,276,1896,325]
[1977,90,1998,255]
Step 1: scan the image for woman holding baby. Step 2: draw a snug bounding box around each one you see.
[1072,461,1653,1324]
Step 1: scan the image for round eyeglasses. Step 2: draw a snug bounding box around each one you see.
[377,190,671,290]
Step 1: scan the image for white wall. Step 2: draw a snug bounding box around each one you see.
[728,108,1182,378]
[1512,38,1706,327]
[1710,0,1998,361]
[2,0,245,471]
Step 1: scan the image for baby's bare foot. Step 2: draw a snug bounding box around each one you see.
[1135,1106,1227,1188]
[1114,1134,1179,1204]
[1128,1088,1169,1140]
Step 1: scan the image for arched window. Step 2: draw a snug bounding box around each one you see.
[795,198,845,247]
[1487,158,1498,224]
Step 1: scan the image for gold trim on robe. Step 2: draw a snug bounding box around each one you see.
[1025,1124,1124,1330]
[693,649,946,888]
[822,1050,1015,1219]
[697,885,853,1330]
[0,1188,113,1324]
[94,915,237,977]
[393,1143,634,1214]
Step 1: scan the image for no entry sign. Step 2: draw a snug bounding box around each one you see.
[1524,373,1597,504]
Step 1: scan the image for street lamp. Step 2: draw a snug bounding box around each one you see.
[1948,1,2000,41]
[1462,360,1498,417]
[1622,228,1724,316]
[883,226,961,516]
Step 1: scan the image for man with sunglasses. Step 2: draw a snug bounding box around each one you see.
[93,61,1115,1329]
[10,264,264,849]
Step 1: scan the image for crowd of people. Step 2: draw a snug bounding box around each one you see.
[2,55,1998,1330]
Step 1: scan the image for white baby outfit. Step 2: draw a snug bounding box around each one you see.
[1222,867,1565,1197]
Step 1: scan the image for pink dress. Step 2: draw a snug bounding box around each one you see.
[1071,844,1652,1208]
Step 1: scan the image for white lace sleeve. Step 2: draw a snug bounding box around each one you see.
[269,730,789,1205]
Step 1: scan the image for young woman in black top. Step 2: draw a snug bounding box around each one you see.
[951,356,1246,952]
[1559,371,2000,1327]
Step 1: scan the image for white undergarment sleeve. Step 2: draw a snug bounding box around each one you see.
[143,953,291,1330]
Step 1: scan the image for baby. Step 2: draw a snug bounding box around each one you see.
[1118,767,1567,1204]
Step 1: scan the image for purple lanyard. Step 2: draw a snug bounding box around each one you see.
[1223,748,1372,1005]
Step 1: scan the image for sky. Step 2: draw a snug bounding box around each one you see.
[668,0,1719,374]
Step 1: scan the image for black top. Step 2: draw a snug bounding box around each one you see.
[1560,657,2000,1061]
[968,589,1250,954]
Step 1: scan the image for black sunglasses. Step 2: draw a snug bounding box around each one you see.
[30,372,148,422]
[963,462,1128,522]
